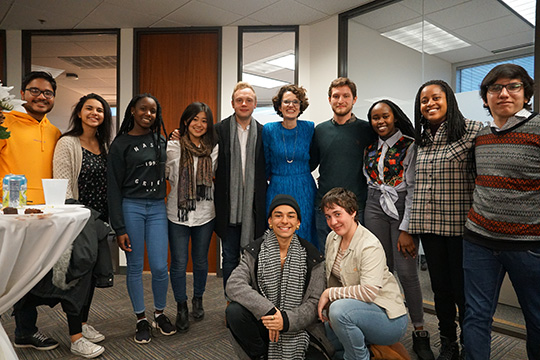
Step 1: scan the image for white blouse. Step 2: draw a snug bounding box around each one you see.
[166,140,219,227]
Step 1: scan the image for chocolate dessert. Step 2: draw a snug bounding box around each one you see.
[3,207,17,214]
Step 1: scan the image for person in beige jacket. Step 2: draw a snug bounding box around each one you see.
[317,188,408,360]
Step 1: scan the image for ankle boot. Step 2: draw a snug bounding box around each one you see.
[413,330,435,360]
[176,301,189,332]
[192,297,204,320]
[437,336,459,360]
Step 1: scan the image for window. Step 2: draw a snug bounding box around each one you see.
[457,55,534,93]
[239,26,298,125]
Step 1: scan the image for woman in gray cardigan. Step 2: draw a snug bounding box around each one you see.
[225,194,332,360]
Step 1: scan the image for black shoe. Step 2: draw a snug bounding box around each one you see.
[413,330,435,360]
[192,297,204,321]
[14,331,59,351]
[176,301,189,332]
[134,319,151,344]
[437,336,459,360]
[154,313,177,335]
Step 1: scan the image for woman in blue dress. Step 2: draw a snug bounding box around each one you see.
[263,85,317,247]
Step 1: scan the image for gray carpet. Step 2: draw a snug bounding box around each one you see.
[1,274,528,359]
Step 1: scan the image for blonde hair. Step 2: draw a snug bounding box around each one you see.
[231,82,257,101]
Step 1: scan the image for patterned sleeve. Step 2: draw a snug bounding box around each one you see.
[328,283,380,303]
[53,137,77,199]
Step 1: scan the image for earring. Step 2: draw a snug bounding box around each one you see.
[296,225,300,230]
[269,225,273,229]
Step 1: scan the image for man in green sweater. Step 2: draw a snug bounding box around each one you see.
[310,77,375,253]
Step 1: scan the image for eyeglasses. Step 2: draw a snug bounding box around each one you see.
[25,87,55,99]
[282,99,300,106]
[486,82,523,94]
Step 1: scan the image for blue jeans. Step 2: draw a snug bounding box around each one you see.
[221,225,242,289]
[325,299,407,360]
[169,219,215,303]
[316,207,364,255]
[463,240,540,360]
[123,198,169,314]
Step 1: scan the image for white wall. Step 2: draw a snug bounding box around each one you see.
[301,16,339,125]
[347,21,452,122]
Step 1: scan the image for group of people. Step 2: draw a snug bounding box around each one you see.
[0,62,538,360]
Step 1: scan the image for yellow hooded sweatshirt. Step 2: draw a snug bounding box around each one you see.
[0,110,61,204]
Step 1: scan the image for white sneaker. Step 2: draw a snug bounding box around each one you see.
[82,324,105,343]
[71,337,105,358]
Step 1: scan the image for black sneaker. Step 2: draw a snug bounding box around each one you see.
[134,319,151,344]
[14,331,59,351]
[154,313,177,335]
[413,330,435,360]
[437,336,459,360]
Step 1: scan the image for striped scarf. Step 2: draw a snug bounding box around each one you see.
[257,230,309,360]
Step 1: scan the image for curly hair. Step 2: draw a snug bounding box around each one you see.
[414,80,466,146]
[272,84,309,117]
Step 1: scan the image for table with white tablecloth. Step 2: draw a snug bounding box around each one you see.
[0,207,91,360]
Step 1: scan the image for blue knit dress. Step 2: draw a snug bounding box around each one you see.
[263,120,317,248]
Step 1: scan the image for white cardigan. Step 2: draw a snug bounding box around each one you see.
[53,136,83,199]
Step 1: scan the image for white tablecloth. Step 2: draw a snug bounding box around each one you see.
[0,207,91,360]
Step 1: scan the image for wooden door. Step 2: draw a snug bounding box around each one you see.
[136,29,220,273]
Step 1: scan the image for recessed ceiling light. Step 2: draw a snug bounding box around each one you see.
[381,21,470,55]
[242,73,288,89]
[266,54,295,71]
[499,0,536,25]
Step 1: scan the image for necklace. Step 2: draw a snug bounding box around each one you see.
[281,124,298,164]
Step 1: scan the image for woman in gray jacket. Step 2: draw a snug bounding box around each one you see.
[225,194,332,360]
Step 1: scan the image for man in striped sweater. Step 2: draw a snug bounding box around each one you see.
[463,64,540,360]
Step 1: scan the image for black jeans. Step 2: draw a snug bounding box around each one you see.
[421,233,465,342]
[226,302,329,360]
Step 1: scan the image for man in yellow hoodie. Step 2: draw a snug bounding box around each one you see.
[0,71,60,205]
[1,71,63,351]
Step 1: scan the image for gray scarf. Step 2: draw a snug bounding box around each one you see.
[257,230,309,360]
[229,116,257,247]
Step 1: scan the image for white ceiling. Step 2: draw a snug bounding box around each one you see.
[1,0,535,105]
[0,0,369,29]
[351,0,535,64]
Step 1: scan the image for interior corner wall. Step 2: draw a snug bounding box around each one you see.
[347,21,452,121]
[303,16,339,125]
[220,26,237,121]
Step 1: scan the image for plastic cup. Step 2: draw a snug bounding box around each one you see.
[42,179,68,206]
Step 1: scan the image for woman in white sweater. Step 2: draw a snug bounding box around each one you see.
[52,93,112,358]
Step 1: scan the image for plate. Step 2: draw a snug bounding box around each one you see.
[1,207,61,219]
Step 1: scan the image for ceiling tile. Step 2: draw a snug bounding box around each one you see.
[400,0,471,15]
[477,30,535,52]
[294,0,372,15]
[434,44,493,63]
[164,1,243,26]
[198,0,279,17]
[454,14,533,42]
[247,0,327,26]
[76,3,161,29]
[104,0,189,18]
[0,3,84,29]
[426,0,512,30]
[351,3,421,31]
